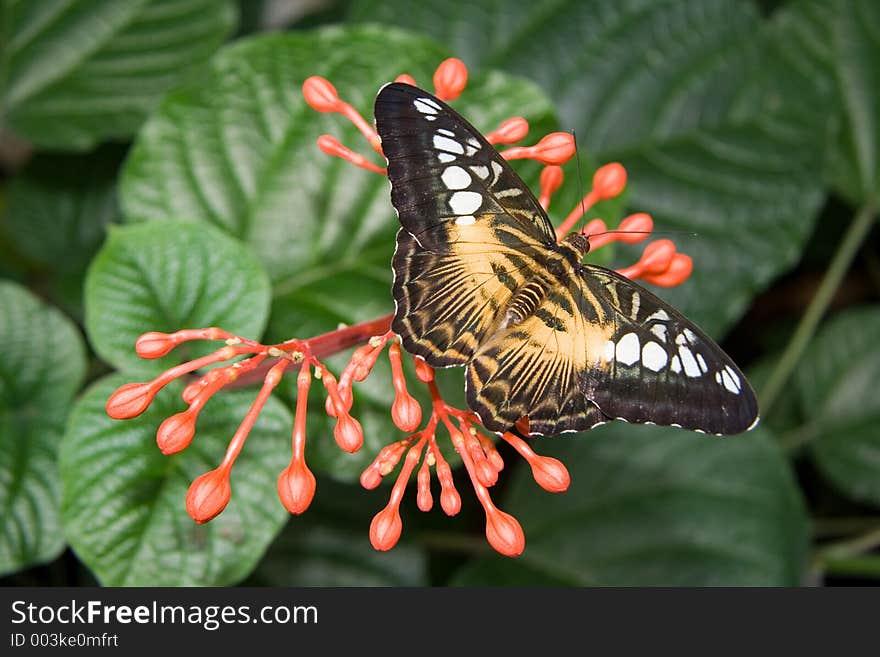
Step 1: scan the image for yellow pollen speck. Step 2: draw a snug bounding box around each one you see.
[314,367,323,379]
[379,462,394,476]
[225,337,242,345]
[426,452,436,467]
[369,335,384,347]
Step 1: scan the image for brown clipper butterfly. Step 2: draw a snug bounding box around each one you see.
[374,83,759,437]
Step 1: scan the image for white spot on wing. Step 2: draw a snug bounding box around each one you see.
[647,309,670,322]
[414,99,438,114]
[438,152,456,163]
[437,128,455,137]
[455,215,476,226]
[641,341,667,372]
[433,134,464,154]
[696,353,708,374]
[616,332,640,366]
[631,292,641,320]
[721,365,742,393]
[467,137,481,150]
[470,165,489,179]
[495,187,523,198]
[720,369,739,394]
[418,97,441,110]
[671,355,682,373]
[449,190,482,215]
[650,324,668,342]
[441,165,471,190]
[678,346,701,377]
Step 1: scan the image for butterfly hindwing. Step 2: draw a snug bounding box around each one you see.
[467,266,758,435]
[577,266,758,434]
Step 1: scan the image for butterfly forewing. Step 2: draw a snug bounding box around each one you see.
[375,82,760,436]
[377,82,555,365]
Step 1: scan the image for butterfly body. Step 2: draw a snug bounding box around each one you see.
[375,83,759,437]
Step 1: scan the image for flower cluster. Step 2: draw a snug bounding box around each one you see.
[106,57,693,557]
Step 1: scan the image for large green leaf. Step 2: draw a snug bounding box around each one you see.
[60,374,291,585]
[454,424,809,586]
[827,0,880,203]
[348,0,828,336]
[2,147,122,273]
[0,281,86,575]
[800,306,880,505]
[84,220,271,373]
[0,0,237,149]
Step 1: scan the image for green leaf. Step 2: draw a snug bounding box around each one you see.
[827,0,880,203]
[2,146,123,273]
[454,424,809,586]
[60,374,291,585]
[0,0,237,149]
[348,0,828,336]
[0,281,86,575]
[84,220,271,373]
[800,306,880,505]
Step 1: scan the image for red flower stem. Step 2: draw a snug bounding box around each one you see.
[219,359,290,470]
[157,345,255,388]
[292,360,311,463]
[232,313,395,388]
[275,313,394,359]
[387,436,428,508]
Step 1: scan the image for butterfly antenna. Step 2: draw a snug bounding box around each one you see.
[572,130,587,233]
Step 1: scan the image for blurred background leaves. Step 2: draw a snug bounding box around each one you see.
[0,0,878,586]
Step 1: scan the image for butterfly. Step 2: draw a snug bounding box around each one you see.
[373,82,759,437]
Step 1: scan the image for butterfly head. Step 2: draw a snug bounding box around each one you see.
[561,231,591,259]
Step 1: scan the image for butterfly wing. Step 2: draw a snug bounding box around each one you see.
[467,265,759,435]
[375,82,555,366]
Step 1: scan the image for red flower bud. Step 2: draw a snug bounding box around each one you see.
[529,455,570,493]
[302,76,341,112]
[485,507,525,557]
[395,74,416,85]
[369,505,403,551]
[440,488,462,516]
[486,117,529,145]
[156,410,196,454]
[617,212,653,242]
[643,253,693,287]
[392,393,422,432]
[334,414,364,453]
[106,382,158,419]
[135,332,176,359]
[433,58,467,101]
[638,239,676,275]
[277,461,316,515]
[186,467,231,523]
[502,132,575,165]
[593,162,627,199]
